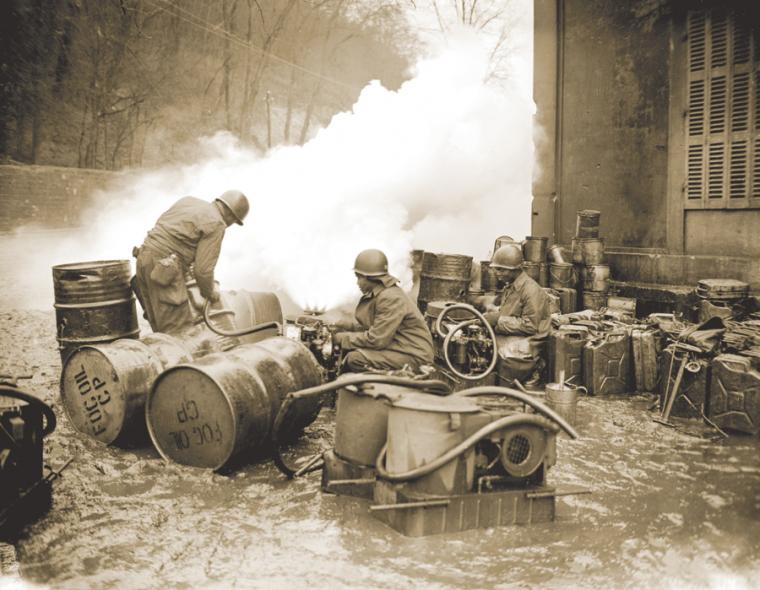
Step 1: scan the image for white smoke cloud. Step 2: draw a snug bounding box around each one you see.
[3,31,534,313]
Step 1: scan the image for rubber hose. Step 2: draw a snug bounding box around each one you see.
[375,413,560,482]
[203,300,281,337]
[0,385,57,437]
[272,375,451,478]
[441,318,498,381]
[453,386,579,439]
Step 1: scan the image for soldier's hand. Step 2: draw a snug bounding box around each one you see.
[483,310,500,327]
[208,286,221,304]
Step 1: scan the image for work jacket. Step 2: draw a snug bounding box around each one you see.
[493,271,551,339]
[141,196,226,298]
[342,275,434,364]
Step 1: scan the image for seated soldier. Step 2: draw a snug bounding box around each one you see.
[483,243,551,386]
[328,249,434,373]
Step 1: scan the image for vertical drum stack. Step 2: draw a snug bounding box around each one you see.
[522,237,548,287]
[571,210,609,311]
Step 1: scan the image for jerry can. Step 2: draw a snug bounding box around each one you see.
[708,354,760,435]
[548,325,588,384]
[698,299,733,323]
[582,331,631,395]
[657,345,710,418]
[555,288,577,314]
[631,328,658,392]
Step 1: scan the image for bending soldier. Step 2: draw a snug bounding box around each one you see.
[329,249,434,373]
[133,190,249,334]
[483,243,551,386]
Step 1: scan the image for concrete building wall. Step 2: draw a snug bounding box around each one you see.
[0,164,122,232]
[555,0,671,248]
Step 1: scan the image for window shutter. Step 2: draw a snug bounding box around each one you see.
[685,8,759,209]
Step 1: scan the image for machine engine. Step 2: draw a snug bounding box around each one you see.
[424,301,496,381]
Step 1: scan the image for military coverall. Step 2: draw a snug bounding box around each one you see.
[335,275,434,372]
[486,270,552,379]
[134,197,226,334]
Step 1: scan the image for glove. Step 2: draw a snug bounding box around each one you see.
[483,310,500,327]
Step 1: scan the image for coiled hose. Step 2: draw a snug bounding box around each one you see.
[434,303,497,381]
[374,413,560,482]
[272,374,451,478]
[374,385,579,483]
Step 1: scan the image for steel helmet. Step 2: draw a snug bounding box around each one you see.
[216,190,250,225]
[353,249,388,277]
[491,243,523,270]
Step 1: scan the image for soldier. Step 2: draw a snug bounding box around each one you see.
[328,249,434,372]
[133,190,249,334]
[483,243,551,386]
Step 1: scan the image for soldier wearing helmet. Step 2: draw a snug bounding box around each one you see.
[132,190,249,333]
[483,243,551,386]
[328,249,434,372]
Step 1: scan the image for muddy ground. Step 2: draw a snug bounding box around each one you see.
[1,307,759,590]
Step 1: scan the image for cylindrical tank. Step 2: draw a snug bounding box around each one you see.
[522,236,548,263]
[493,235,516,253]
[417,253,473,312]
[60,334,193,444]
[480,260,498,292]
[59,291,284,445]
[538,262,549,287]
[522,261,541,284]
[580,238,605,265]
[52,260,139,362]
[385,392,481,496]
[545,382,579,426]
[582,264,610,293]
[549,262,576,289]
[575,210,601,238]
[333,384,415,467]
[146,337,322,470]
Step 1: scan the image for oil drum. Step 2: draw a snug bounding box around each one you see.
[549,262,575,289]
[522,261,541,284]
[575,210,601,238]
[480,260,498,292]
[60,333,194,444]
[52,260,139,362]
[146,337,322,470]
[522,236,548,263]
[582,264,610,293]
[417,253,472,313]
[60,292,284,446]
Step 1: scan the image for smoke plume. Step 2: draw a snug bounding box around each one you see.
[3,32,534,312]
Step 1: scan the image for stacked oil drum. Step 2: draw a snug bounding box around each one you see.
[417,252,473,314]
[521,236,548,288]
[571,210,609,311]
[55,260,322,470]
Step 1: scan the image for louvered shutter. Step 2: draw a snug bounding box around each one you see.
[685,8,760,209]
